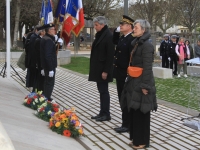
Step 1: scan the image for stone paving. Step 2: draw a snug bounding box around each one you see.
[1,61,200,150]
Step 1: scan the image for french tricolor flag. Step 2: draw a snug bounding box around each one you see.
[62,0,85,37]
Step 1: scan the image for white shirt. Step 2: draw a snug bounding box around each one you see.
[124,32,132,37]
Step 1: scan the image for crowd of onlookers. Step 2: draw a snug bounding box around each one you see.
[159,34,200,77]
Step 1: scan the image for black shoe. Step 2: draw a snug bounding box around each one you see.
[114,127,129,133]
[91,114,102,119]
[95,115,111,122]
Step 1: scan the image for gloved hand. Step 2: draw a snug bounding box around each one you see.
[168,57,171,61]
[152,104,158,112]
[49,71,54,77]
[41,69,45,76]
[160,56,162,59]
[115,26,120,32]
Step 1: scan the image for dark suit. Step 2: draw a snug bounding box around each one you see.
[40,33,57,100]
[169,42,178,75]
[25,32,38,90]
[113,30,134,128]
[160,40,170,68]
[34,36,45,92]
[89,25,115,117]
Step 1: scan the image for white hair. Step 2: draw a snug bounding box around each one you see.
[93,16,107,25]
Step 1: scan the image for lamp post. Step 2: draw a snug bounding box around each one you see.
[124,0,128,15]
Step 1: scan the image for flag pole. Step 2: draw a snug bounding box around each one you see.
[6,0,11,79]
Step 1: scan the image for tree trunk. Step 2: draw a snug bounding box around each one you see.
[13,0,21,48]
[19,22,24,41]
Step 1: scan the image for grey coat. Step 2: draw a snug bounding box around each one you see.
[120,32,157,114]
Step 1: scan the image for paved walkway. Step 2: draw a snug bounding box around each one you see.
[0,77,86,150]
[0,61,200,150]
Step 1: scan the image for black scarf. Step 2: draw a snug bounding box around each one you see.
[92,25,108,47]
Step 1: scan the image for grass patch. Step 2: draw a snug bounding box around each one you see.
[155,77,200,111]
[61,56,90,74]
[61,57,200,111]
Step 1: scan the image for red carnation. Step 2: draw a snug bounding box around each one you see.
[53,107,59,112]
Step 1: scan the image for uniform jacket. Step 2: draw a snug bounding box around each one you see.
[169,42,177,56]
[112,30,135,80]
[88,25,115,82]
[120,32,157,114]
[34,36,42,69]
[29,33,39,68]
[40,33,57,71]
[160,40,170,56]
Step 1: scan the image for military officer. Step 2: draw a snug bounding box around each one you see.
[113,15,135,133]
[34,26,46,92]
[160,34,171,68]
[40,24,57,101]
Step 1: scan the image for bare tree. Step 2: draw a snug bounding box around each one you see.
[83,0,123,20]
[129,0,169,31]
[176,0,200,33]
[13,0,21,48]
[156,0,180,33]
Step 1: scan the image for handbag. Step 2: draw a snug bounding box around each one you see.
[17,51,26,71]
[127,43,143,77]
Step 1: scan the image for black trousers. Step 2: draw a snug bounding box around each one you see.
[116,79,129,128]
[36,68,45,92]
[44,69,55,100]
[170,55,177,75]
[130,108,150,146]
[97,82,110,116]
[26,67,37,89]
[162,53,169,68]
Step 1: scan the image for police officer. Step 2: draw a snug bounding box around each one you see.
[40,24,57,101]
[113,15,135,133]
[169,35,178,75]
[160,34,170,68]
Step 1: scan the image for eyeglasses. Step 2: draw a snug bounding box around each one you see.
[50,28,56,30]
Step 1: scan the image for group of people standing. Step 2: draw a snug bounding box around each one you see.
[159,34,199,77]
[23,24,58,101]
[88,15,157,149]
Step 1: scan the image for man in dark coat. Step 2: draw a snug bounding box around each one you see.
[40,24,57,101]
[34,27,46,92]
[160,34,170,68]
[112,15,135,133]
[89,16,115,122]
[25,26,39,91]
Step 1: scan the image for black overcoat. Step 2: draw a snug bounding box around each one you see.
[40,33,57,71]
[113,30,135,81]
[88,28,115,82]
[120,32,157,114]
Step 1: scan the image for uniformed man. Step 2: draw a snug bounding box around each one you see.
[169,35,178,75]
[160,34,170,68]
[40,24,57,101]
[25,26,40,91]
[113,15,135,133]
[34,26,46,92]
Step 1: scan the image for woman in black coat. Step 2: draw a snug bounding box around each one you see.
[89,16,115,122]
[120,19,157,149]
